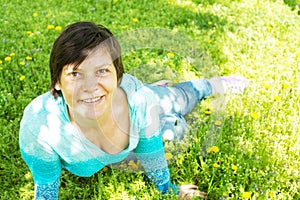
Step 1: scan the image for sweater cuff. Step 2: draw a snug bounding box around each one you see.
[157,180,180,195]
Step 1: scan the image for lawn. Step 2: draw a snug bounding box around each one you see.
[0,0,299,199]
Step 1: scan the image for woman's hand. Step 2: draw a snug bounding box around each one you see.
[178,184,207,199]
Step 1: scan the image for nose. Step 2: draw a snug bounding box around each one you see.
[82,77,99,93]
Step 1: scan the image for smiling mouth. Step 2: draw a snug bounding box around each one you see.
[81,96,104,104]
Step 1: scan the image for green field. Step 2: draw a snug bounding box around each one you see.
[0,0,299,199]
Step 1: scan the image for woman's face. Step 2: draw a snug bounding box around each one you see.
[55,47,118,121]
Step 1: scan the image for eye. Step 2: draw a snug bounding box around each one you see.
[71,72,79,77]
[96,66,110,76]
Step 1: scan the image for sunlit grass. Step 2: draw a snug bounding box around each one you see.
[0,0,299,199]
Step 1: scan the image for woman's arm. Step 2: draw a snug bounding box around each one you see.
[34,177,60,200]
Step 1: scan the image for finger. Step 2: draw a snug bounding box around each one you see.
[193,190,207,198]
[180,184,198,190]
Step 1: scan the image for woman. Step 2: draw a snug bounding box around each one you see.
[19,21,247,199]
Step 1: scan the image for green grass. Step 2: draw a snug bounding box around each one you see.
[1,0,300,199]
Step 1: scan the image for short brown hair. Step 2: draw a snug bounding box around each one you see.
[49,21,124,98]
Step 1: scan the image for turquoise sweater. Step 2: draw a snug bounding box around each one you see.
[19,74,180,199]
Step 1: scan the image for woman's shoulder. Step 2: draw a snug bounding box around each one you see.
[21,91,68,128]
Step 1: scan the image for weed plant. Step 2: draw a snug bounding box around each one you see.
[0,0,299,199]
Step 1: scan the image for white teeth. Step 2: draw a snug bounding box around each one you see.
[82,96,101,103]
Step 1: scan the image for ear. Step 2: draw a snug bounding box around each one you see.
[54,82,61,91]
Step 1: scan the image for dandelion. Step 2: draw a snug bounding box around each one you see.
[5,56,12,62]
[128,160,139,170]
[296,52,300,60]
[274,95,280,101]
[213,163,219,168]
[208,146,219,153]
[208,21,213,25]
[20,75,25,81]
[263,84,271,89]
[231,164,238,171]
[25,172,32,180]
[283,83,289,89]
[165,152,173,160]
[242,192,251,199]
[19,61,25,66]
[26,31,33,35]
[132,18,138,23]
[205,110,211,115]
[205,105,212,114]
[269,191,275,198]
[167,52,174,57]
[121,25,129,29]
[267,25,273,31]
[26,56,33,61]
[251,112,259,119]
[214,120,222,126]
[47,25,55,30]
[102,166,108,172]
[0,60,2,64]
[208,39,213,43]
[276,41,282,46]
[33,12,38,17]
[9,53,15,57]
[55,26,62,31]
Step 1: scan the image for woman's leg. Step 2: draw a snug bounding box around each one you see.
[147,80,212,140]
[147,80,212,116]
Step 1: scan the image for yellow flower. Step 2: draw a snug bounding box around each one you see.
[102,166,108,172]
[242,192,251,199]
[208,146,219,153]
[19,61,25,66]
[208,21,213,25]
[33,12,38,17]
[55,26,62,31]
[26,56,32,61]
[251,112,259,119]
[269,191,275,198]
[121,25,129,29]
[5,56,11,62]
[26,31,33,35]
[132,18,138,23]
[296,52,300,60]
[213,163,219,168]
[165,152,173,160]
[20,75,25,81]
[231,164,238,171]
[25,172,32,180]
[267,25,273,31]
[205,110,211,115]
[208,39,213,43]
[167,52,175,57]
[214,120,222,126]
[0,60,2,64]
[9,53,15,57]
[283,83,289,89]
[263,84,271,89]
[276,41,282,46]
[47,25,55,30]
[274,95,280,101]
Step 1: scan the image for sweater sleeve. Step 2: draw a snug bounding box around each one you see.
[19,109,62,199]
[133,135,179,194]
[131,86,179,194]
